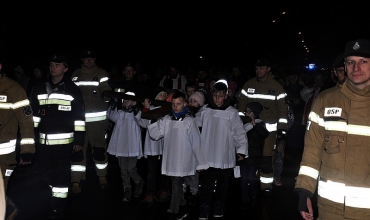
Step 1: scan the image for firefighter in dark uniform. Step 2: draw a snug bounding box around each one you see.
[30,54,85,219]
[0,61,35,220]
[70,50,111,193]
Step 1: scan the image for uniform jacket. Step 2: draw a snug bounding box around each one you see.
[238,73,288,131]
[295,80,370,219]
[71,65,111,122]
[148,109,209,177]
[0,74,34,155]
[106,105,143,158]
[30,76,86,146]
[196,96,248,169]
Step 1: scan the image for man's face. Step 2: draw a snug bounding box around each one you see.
[169,67,178,78]
[212,91,227,107]
[123,66,135,80]
[255,66,270,80]
[171,97,186,113]
[82,57,96,68]
[344,56,370,89]
[49,62,67,78]
[197,71,207,80]
[334,67,346,85]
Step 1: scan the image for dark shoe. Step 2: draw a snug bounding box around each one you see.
[134,179,144,198]
[176,204,188,220]
[99,176,108,190]
[198,203,210,220]
[159,190,171,202]
[141,194,156,207]
[187,194,197,206]
[5,197,19,220]
[49,210,64,219]
[122,187,132,202]
[213,201,224,218]
[262,188,274,198]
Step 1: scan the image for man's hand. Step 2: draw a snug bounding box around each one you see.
[299,197,314,220]
[73,145,83,152]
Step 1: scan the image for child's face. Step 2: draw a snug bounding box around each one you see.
[186,87,195,97]
[189,98,200,107]
[245,107,255,119]
[212,91,227,107]
[156,91,167,101]
[123,99,133,108]
[171,97,186,113]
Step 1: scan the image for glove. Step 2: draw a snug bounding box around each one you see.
[295,189,313,212]
[109,98,117,110]
[20,153,34,163]
[277,129,287,141]
[132,105,140,116]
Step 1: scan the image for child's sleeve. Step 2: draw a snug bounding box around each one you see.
[147,117,165,140]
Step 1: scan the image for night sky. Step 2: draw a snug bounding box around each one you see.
[1,3,370,75]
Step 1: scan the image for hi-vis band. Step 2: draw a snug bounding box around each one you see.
[39,132,74,145]
[52,186,68,198]
[0,139,16,154]
[241,89,287,100]
[86,111,107,122]
[73,77,109,86]
[71,165,86,172]
[96,162,108,170]
[0,99,30,109]
[75,120,86,131]
[308,111,370,135]
[38,94,74,106]
[318,178,370,209]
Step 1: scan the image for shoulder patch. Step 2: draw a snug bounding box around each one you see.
[324,107,342,117]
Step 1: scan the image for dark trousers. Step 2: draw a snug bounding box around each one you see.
[199,167,233,206]
[240,165,260,202]
[169,176,186,213]
[145,155,171,195]
[36,144,72,212]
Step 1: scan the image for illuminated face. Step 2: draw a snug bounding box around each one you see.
[255,66,270,80]
[171,97,186,113]
[49,62,68,79]
[82,57,96,68]
[212,91,227,107]
[186,87,195,97]
[344,56,370,89]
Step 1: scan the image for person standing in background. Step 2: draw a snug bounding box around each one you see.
[238,58,288,195]
[70,49,111,194]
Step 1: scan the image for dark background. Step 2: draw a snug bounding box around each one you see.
[1,3,369,75]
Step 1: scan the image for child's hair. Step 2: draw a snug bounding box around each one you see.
[185,81,196,90]
[171,90,186,101]
[212,79,228,94]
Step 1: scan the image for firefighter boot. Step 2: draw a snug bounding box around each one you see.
[99,176,108,190]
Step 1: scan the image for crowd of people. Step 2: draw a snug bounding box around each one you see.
[2,38,370,220]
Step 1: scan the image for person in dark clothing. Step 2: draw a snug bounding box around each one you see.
[237,102,269,210]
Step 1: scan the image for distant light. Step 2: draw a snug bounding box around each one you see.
[199,56,203,59]
[272,20,276,23]
[282,12,286,14]
[307,50,310,53]
[308,64,315,70]
[298,32,302,34]
[302,40,304,42]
